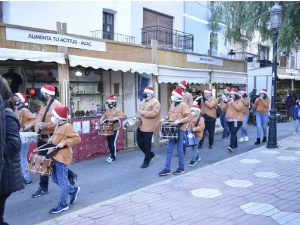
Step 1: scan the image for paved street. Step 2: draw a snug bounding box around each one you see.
[38,132,300,225]
[5,121,296,225]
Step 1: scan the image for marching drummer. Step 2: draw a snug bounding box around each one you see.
[46,106,81,214]
[178,80,193,107]
[159,88,191,176]
[187,105,205,167]
[137,86,161,168]
[100,95,127,164]
[13,93,36,185]
[32,84,65,198]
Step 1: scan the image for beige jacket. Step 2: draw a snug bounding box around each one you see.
[254,97,270,113]
[103,107,127,130]
[168,101,191,131]
[138,98,161,132]
[218,97,227,113]
[47,122,81,165]
[222,98,244,121]
[187,116,205,139]
[183,92,193,107]
[242,97,250,115]
[16,107,36,130]
[35,99,62,141]
[201,96,218,119]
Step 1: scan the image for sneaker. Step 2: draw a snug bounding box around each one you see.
[173,168,185,175]
[158,169,171,176]
[262,136,267,143]
[227,146,233,153]
[106,157,116,164]
[70,186,80,205]
[208,145,213,149]
[49,203,69,214]
[233,147,238,151]
[244,136,249,142]
[188,157,201,167]
[32,187,48,198]
[140,162,149,168]
[23,179,32,185]
[239,137,245,142]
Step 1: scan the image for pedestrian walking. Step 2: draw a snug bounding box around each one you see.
[46,106,81,214]
[293,99,300,135]
[32,84,77,198]
[137,86,161,168]
[13,93,35,185]
[254,89,270,145]
[218,88,230,139]
[286,90,296,121]
[239,90,250,142]
[0,77,24,225]
[159,88,191,176]
[178,80,193,107]
[222,88,244,152]
[100,95,126,164]
[198,89,218,149]
[187,105,205,167]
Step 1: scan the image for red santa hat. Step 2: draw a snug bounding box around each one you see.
[172,87,183,98]
[41,84,55,96]
[191,104,200,112]
[144,86,154,95]
[260,89,267,94]
[204,89,212,94]
[107,95,117,103]
[178,80,187,90]
[14,93,26,103]
[230,88,238,95]
[52,106,69,119]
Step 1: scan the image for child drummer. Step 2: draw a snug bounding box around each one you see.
[159,88,191,176]
[100,95,126,164]
[187,105,205,167]
[46,106,81,214]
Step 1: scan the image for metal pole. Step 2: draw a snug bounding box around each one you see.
[267,30,278,148]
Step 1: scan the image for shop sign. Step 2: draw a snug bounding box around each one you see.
[286,69,299,75]
[187,54,223,66]
[6,28,106,51]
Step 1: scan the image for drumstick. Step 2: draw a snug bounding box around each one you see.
[33,147,57,152]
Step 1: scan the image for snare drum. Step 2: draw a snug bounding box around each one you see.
[123,117,141,132]
[98,123,113,136]
[27,153,54,176]
[161,122,179,139]
[20,132,38,144]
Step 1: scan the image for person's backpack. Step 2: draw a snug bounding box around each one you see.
[216,105,221,118]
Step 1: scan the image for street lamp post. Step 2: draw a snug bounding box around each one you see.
[267,2,284,148]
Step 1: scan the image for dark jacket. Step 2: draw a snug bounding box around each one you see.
[0,108,24,195]
[0,96,5,185]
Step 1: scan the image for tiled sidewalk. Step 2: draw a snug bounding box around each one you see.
[39,134,300,225]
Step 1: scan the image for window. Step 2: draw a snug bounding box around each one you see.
[258,45,269,60]
[103,12,114,40]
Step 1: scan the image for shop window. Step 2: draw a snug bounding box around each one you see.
[103,12,114,40]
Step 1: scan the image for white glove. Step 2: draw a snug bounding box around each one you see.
[57,143,64,148]
[39,122,46,130]
[174,120,181,124]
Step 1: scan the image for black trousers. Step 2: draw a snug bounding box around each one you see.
[199,120,216,146]
[227,121,243,149]
[0,193,11,224]
[137,128,154,162]
[37,141,75,189]
[107,130,119,160]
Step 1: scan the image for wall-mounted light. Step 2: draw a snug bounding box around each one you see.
[75,70,83,77]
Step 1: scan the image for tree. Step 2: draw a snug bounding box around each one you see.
[209,2,300,54]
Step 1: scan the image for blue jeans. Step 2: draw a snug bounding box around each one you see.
[165,130,185,170]
[52,162,75,205]
[295,120,300,133]
[256,112,268,138]
[220,112,230,138]
[20,143,31,182]
[191,137,199,161]
[240,114,249,137]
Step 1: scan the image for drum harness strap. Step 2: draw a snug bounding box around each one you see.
[38,98,55,139]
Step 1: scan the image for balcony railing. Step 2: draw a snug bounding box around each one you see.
[90,30,135,44]
[141,26,194,52]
